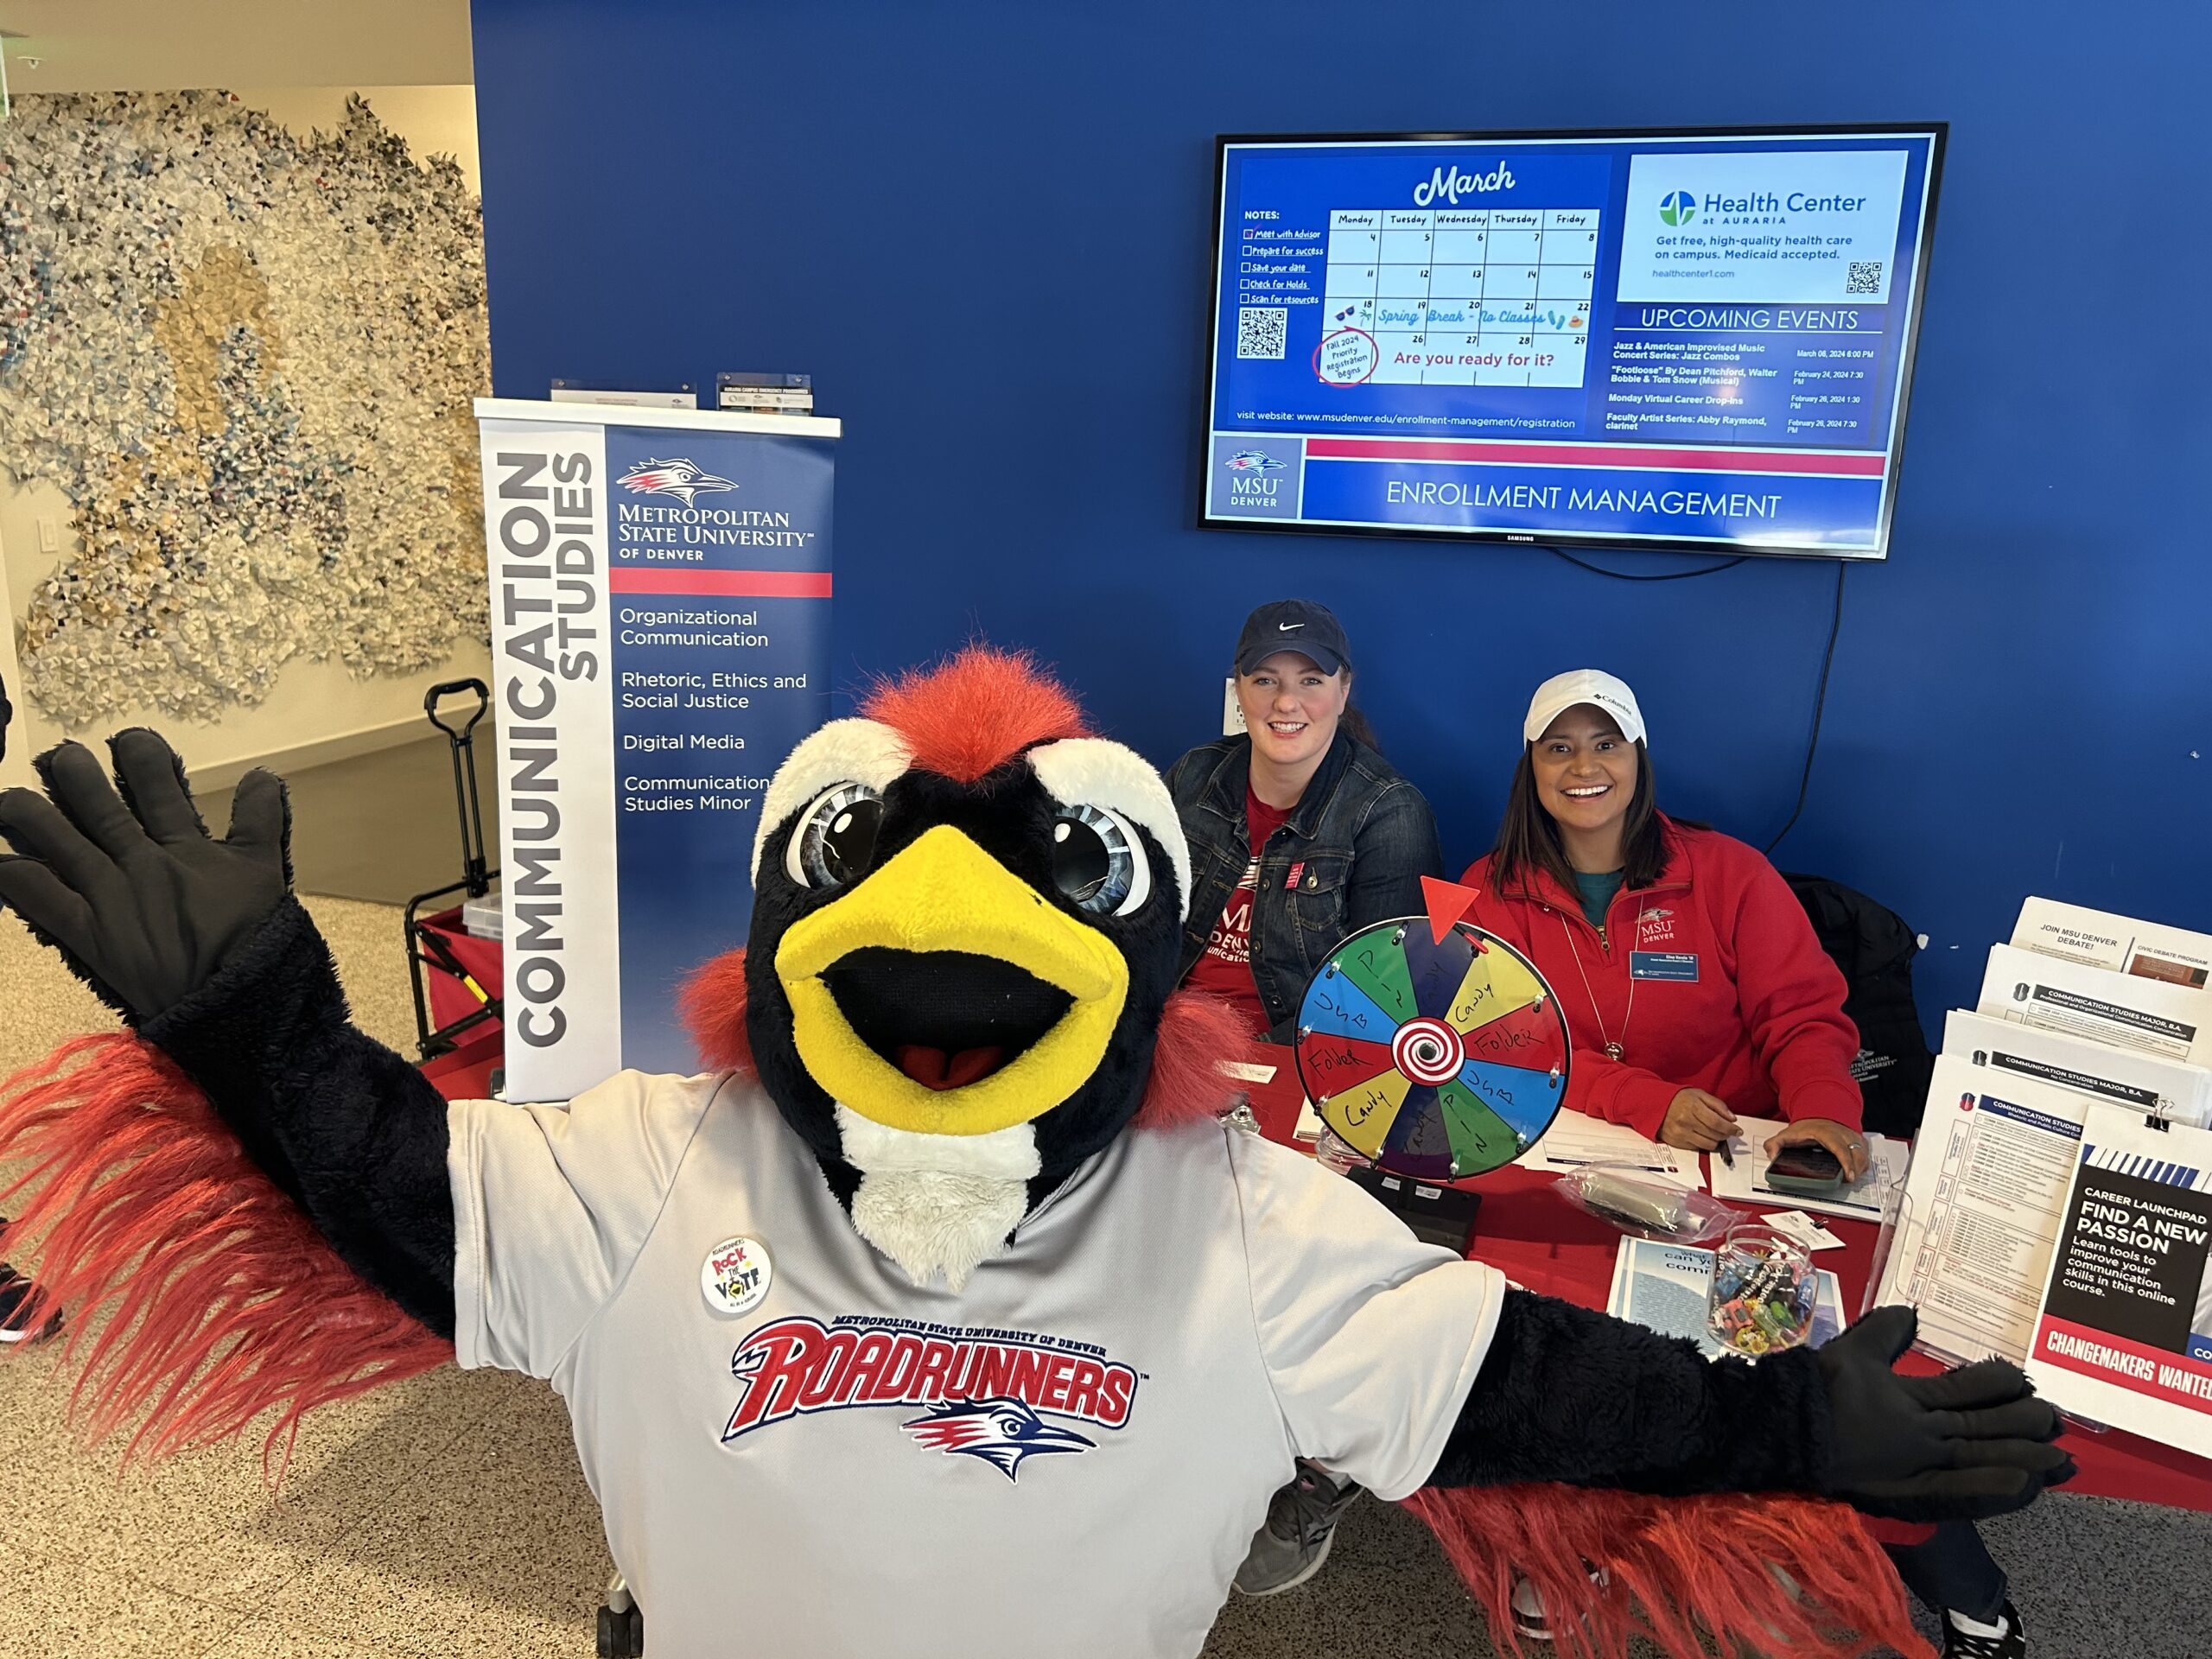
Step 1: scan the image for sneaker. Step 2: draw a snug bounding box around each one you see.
[1231,1463,1361,1595]
[1942,1599,2026,1659]
[0,1265,63,1345]
[1508,1564,1609,1643]
[1510,1574,1553,1643]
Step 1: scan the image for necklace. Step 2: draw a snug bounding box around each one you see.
[1560,911,1636,1062]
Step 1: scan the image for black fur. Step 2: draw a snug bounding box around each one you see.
[746,757,1185,1212]
[1427,1287,1829,1494]
[142,897,457,1338]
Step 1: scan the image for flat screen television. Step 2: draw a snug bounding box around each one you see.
[1203,124,1945,559]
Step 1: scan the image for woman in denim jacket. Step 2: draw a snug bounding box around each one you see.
[1166,599,1443,1046]
[1167,599,1443,1594]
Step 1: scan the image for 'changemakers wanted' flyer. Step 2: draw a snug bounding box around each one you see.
[2026,1103,2212,1458]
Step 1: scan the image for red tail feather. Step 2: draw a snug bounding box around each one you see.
[1404,1484,1932,1659]
[0,1035,451,1479]
[678,948,753,1073]
[1134,990,1251,1129]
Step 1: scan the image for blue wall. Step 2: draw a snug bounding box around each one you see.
[470,0,2212,1022]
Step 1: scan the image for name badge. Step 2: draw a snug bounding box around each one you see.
[1630,950,1699,982]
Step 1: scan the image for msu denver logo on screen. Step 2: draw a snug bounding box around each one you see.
[617,457,739,506]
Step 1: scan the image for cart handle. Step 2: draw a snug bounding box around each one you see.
[425,678,491,741]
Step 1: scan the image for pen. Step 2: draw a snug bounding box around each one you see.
[1718,1140,1734,1169]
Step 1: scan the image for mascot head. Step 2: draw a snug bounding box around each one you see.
[690,648,1241,1289]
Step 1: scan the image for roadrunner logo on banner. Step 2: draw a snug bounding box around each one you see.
[617,457,738,506]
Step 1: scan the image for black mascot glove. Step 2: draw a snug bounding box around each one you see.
[0,729,289,1023]
[1815,1305,2075,1520]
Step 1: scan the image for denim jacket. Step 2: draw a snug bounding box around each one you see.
[1165,730,1444,1041]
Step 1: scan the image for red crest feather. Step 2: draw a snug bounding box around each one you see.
[860,646,1091,785]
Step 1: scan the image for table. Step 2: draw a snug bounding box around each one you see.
[1238,1053,2212,1515]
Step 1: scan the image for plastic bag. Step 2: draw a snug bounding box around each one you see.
[1554,1162,1736,1244]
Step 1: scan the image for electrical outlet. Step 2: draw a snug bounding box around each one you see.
[36,515,59,553]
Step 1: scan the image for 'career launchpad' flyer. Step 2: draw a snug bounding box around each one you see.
[1205,128,1942,556]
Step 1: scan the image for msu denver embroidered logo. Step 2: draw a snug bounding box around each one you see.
[724,1315,1139,1481]
[616,457,738,506]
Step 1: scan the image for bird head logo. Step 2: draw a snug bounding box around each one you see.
[616,457,738,506]
[901,1397,1095,1479]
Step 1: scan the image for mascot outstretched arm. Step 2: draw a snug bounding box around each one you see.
[0,652,2067,1659]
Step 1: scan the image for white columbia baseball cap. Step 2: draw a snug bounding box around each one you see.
[1522,669,1646,747]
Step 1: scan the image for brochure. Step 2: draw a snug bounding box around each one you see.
[1942,1007,2211,1128]
[2025,1103,2212,1459]
[1874,1055,2087,1365]
[2012,897,2212,989]
[1976,944,2212,1067]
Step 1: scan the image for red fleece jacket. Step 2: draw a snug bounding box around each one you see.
[1459,819,1863,1138]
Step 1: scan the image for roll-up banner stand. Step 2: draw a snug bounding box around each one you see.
[474,398,839,1101]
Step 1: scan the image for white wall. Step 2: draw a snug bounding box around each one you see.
[0,86,486,793]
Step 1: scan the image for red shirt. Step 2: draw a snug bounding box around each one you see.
[1459,818,1863,1139]
[1182,788,1293,1036]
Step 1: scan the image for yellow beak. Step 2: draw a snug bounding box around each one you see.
[772,824,1130,1135]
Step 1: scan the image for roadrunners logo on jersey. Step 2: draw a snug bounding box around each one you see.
[616,457,738,505]
[900,1398,1094,1480]
[722,1315,1139,1476]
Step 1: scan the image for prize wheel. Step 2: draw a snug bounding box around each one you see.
[1294,918,1569,1180]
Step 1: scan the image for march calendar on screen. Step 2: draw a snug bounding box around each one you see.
[1204,127,1945,558]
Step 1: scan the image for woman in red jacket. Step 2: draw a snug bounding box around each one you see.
[1460,668,1868,1176]
[1465,669,2024,1659]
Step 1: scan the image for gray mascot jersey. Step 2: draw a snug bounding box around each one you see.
[448,1072,1505,1658]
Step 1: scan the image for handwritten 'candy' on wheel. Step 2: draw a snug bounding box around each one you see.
[1443,944,1546,1036]
[1300,969,1397,1045]
[1453,1056,1566,1147]
[1327,1067,1414,1160]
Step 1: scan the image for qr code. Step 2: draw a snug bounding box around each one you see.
[1237,306,1287,359]
[1846,260,1884,296]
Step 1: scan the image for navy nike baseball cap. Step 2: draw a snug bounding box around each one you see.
[1233,599,1350,676]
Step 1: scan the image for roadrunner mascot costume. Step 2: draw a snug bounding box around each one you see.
[0,650,2067,1658]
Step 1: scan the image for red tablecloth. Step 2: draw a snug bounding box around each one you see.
[1237,1053,2212,1515]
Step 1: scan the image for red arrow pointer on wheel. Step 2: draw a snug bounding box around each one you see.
[1420,874,1483,947]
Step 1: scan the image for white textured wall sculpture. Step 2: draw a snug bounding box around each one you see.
[0,92,490,726]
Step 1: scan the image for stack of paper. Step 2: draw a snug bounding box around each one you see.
[1874,895,2212,1412]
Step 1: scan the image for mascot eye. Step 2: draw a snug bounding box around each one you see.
[784,783,885,889]
[1050,804,1150,918]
